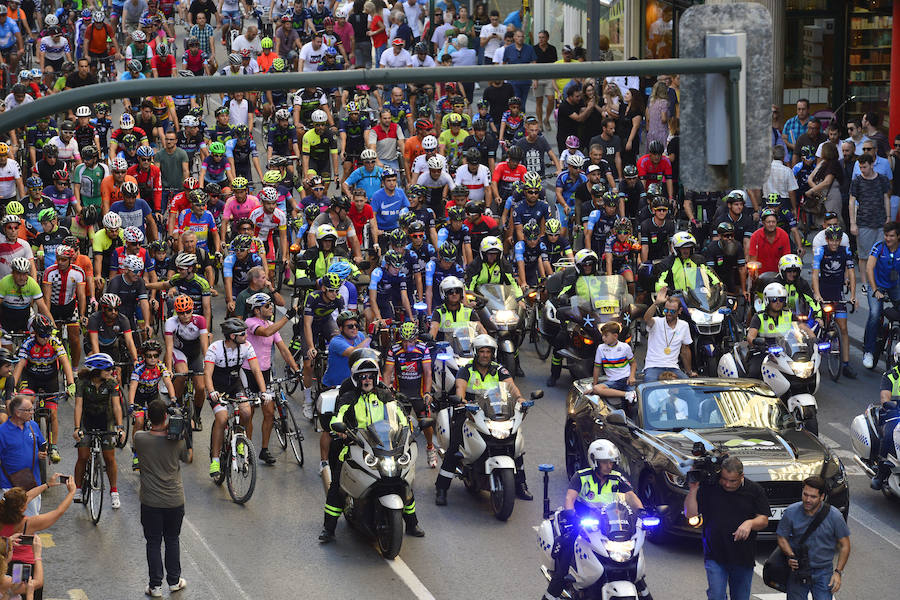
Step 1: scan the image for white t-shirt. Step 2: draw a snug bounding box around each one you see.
[232,35,263,58]
[480,23,505,58]
[402,2,423,37]
[493,44,508,66]
[4,93,34,110]
[228,98,250,127]
[454,164,491,202]
[593,340,634,382]
[0,160,22,199]
[49,137,80,162]
[299,41,326,72]
[204,339,257,368]
[644,315,691,369]
[411,54,435,68]
[379,48,412,68]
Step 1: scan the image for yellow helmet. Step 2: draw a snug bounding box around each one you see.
[5,200,24,215]
[0,143,9,155]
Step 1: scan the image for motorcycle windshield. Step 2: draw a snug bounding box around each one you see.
[479,284,519,312]
[599,502,637,542]
[471,381,516,421]
[772,324,816,361]
[568,276,627,316]
[684,269,724,312]
[448,322,481,357]
[360,401,407,455]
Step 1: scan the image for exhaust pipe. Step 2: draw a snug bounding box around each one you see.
[853,455,876,477]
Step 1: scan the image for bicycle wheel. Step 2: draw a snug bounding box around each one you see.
[273,402,287,449]
[285,364,300,395]
[282,401,304,467]
[533,319,552,360]
[826,327,842,382]
[89,453,104,524]
[226,433,257,504]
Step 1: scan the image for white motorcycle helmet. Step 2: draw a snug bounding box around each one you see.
[587,439,620,467]
[440,276,464,296]
[763,282,788,305]
[893,341,900,366]
[472,334,497,355]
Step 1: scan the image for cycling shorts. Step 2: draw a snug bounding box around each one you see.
[241,367,272,394]
[221,9,242,24]
[21,374,60,409]
[172,348,204,374]
[299,319,338,355]
[1,309,30,337]
[50,301,78,323]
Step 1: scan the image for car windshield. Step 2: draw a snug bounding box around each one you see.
[568,275,628,316]
[479,284,518,312]
[641,385,786,431]
[359,401,408,454]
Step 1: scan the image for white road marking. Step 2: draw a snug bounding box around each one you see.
[849,504,900,551]
[385,556,437,600]
[828,421,852,437]
[183,517,252,600]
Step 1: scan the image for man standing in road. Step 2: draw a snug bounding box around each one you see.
[776,476,850,600]
[684,456,770,600]
[134,399,192,597]
[555,83,591,156]
[532,30,557,130]
[850,153,891,297]
[0,394,47,516]
[589,117,623,181]
[782,98,810,163]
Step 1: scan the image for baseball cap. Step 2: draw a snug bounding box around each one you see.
[587,164,601,174]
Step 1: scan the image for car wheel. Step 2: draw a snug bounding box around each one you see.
[639,473,671,544]
[564,421,584,479]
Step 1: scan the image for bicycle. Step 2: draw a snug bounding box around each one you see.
[820,299,853,382]
[78,429,118,525]
[870,292,900,371]
[33,391,65,484]
[268,373,304,466]
[211,394,259,504]
[169,370,197,432]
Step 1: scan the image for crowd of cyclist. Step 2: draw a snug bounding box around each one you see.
[0,0,898,551]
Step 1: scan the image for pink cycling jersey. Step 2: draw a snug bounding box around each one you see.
[243,316,282,371]
[223,195,261,222]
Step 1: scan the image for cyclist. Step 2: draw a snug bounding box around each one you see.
[341,148,383,200]
[200,140,232,190]
[243,292,300,465]
[166,178,201,235]
[72,145,108,211]
[301,109,339,186]
[126,146,162,212]
[106,254,152,343]
[83,10,119,75]
[164,295,208,431]
[0,211,36,278]
[225,124,263,183]
[0,10,25,74]
[25,116,58,167]
[149,253,213,328]
[266,108,300,165]
[513,173,551,242]
[128,339,176,470]
[92,211,124,289]
[603,218,639,297]
[177,116,206,173]
[515,220,550,290]
[338,102,371,182]
[220,176,259,240]
[0,257,51,345]
[32,209,70,275]
[424,242,465,314]
[178,189,221,254]
[367,249,412,325]
[13,314,75,464]
[62,234,95,299]
[203,318,270,479]
[100,157,138,214]
[72,352,125,507]
[249,187,289,277]
[41,244,86,367]
[555,155,587,237]
[124,30,152,76]
[41,170,78,219]
[86,293,139,371]
[109,180,158,242]
[298,272,345,418]
[542,218,573,268]
[224,234,264,314]
[436,205,474,266]
[811,225,857,379]
[319,355,424,542]
[109,226,148,278]
[490,145,527,205]
[308,195,362,261]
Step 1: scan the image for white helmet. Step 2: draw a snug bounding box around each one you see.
[893,341,900,366]
[422,135,438,151]
[259,186,278,203]
[472,334,497,354]
[439,276,464,295]
[119,113,134,129]
[44,14,58,26]
[360,148,377,161]
[350,356,380,388]
[672,231,697,249]
[102,212,122,229]
[588,439,620,467]
[763,282,788,304]
[316,224,338,242]
[778,254,802,278]
[335,7,348,18]
[110,157,128,171]
[566,154,586,168]
[175,252,197,268]
[75,105,91,117]
[310,109,328,123]
[181,115,199,128]
[427,155,445,170]
[121,254,144,273]
[479,235,502,257]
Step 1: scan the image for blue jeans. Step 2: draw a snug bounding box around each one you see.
[510,81,531,104]
[786,566,835,600]
[643,367,688,382]
[604,378,633,392]
[863,283,900,353]
[704,559,754,600]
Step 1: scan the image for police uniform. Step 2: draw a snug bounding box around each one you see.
[654,255,722,294]
[430,304,478,341]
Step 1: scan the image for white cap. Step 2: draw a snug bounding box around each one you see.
[587,164,601,173]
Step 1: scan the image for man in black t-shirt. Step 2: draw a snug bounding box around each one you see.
[556,83,590,155]
[684,457,770,600]
[188,0,217,25]
[482,80,514,132]
[65,59,98,89]
[589,117,623,180]
[459,122,498,172]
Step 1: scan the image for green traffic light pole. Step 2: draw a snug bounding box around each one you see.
[0,58,743,187]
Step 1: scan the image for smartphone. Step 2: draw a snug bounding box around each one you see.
[11,563,22,584]
[58,475,69,485]
[19,535,33,546]
[21,564,31,581]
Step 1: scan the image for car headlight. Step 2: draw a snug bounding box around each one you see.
[664,471,687,488]
[494,309,519,326]
[488,421,513,439]
[790,361,814,378]
[823,453,846,488]
[604,540,635,562]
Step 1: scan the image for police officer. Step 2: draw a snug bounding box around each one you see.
[428,276,484,341]
[654,231,721,294]
[873,342,900,490]
[745,283,815,380]
[543,440,650,600]
[546,249,598,387]
[771,254,822,324]
[434,334,531,505]
[320,356,424,542]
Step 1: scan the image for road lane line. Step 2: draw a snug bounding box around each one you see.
[849,504,900,551]
[183,517,252,600]
[829,422,851,437]
[385,556,436,600]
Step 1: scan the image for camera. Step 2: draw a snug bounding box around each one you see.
[684,442,730,485]
[166,405,187,441]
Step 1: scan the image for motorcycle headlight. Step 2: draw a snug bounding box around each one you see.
[580,517,600,532]
[790,361,814,378]
[604,540,635,562]
[397,452,410,466]
[488,421,513,439]
[494,309,519,326]
[689,308,723,325]
[379,457,397,477]
[364,453,378,467]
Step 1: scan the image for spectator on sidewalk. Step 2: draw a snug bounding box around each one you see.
[502,29,536,103]
[533,30,557,130]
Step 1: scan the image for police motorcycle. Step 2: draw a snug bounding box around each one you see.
[537,442,657,600]
[680,269,736,376]
[431,321,480,398]
[539,274,636,380]
[329,400,426,559]
[433,378,541,520]
[467,283,526,375]
[717,285,823,434]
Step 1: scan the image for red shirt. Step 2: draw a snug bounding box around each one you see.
[636,154,673,183]
[349,202,374,240]
[150,54,177,77]
[370,15,387,48]
[748,227,790,275]
[491,161,527,184]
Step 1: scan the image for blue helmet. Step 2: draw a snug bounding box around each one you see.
[327,260,353,282]
[324,46,338,56]
[84,353,115,371]
[136,145,155,158]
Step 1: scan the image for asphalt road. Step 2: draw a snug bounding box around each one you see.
[26,21,900,600]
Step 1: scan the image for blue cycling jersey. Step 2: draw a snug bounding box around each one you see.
[223,251,263,297]
[370,188,410,231]
[513,199,550,226]
[813,244,853,302]
[368,266,408,317]
[344,165,384,199]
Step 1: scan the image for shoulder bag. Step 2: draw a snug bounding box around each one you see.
[762,502,831,592]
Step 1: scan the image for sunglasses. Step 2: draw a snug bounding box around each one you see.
[113,170,127,174]
[662,308,677,314]
[145,353,160,359]
[863,147,875,151]
[410,233,425,239]
[312,187,325,192]
[102,306,118,312]
[447,289,462,295]
[771,297,787,303]
[344,322,359,329]
[654,207,669,212]
[358,373,375,380]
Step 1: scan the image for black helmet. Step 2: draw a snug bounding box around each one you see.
[824,225,843,241]
[414,42,427,54]
[142,339,162,354]
[716,222,735,236]
[330,195,351,211]
[464,148,481,164]
[221,317,248,338]
[591,183,607,198]
[508,96,521,106]
[81,145,99,161]
[80,205,100,226]
[447,205,466,221]
[0,347,13,366]
[439,242,458,261]
[648,140,665,155]
[650,196,670,210]
[602,192,618,207]
[451,184,469,197]
[408,220,426,235]
[623,164,638,178]
[204,182,221,196]
[506,146,524,161]
[304,203,321,222]
[464,200,485,215]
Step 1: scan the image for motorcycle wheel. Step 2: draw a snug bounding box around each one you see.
[564,421,585,479]
[374,505,403,559]
[490,468,516,521]
[826,330,842,382]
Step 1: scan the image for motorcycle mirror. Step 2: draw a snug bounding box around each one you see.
[418,418,435,430]
[605,410,627,426]
[656,504,670,515]
[331,422,347,434]
[630,303,648,317]
[531,390,544,400]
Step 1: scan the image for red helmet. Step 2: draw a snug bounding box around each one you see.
[53,169,69,182]
[57,245,76,259]
[323,16,334,25]
[183,177,200,191]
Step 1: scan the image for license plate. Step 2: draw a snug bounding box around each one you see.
[600,306,616,314]
[770,506,786,520]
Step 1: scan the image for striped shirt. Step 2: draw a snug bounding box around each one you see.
[593,340,633,382]
[189,23,215,55]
